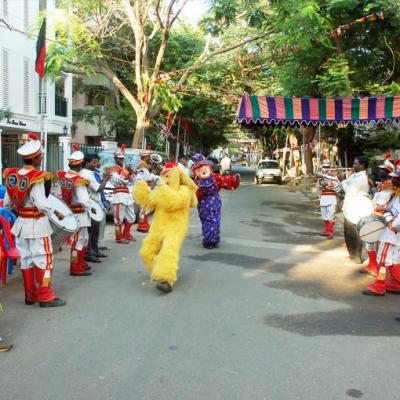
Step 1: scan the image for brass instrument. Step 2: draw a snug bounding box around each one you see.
[316,172,342,193]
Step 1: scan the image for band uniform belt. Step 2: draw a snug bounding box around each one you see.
[19,207,45,219]
[321,191,337,196]
[113,187,129,194]
[71,204,85,214]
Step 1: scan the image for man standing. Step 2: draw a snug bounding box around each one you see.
[339,156,370,262]
[3,132,66,307]
[107,145,136,243]
[80,154,111,263]
[57,146,92,276]
[219,153,232,176]
[177,155,189,175]
[317,159,340,239]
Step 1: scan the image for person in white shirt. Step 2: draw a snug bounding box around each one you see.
[80,154,111,262]
[219,154,232,176]
[3,132,66,307]
[57,146,92,276]
[339,156,370,262]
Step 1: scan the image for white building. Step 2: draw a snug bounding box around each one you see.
[72,74,116,145]
[0,0,73,141]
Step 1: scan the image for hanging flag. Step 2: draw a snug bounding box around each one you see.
[35,18,46,79]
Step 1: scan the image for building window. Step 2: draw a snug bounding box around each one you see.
[1,48,9,108]
[24,0,29,31]
[86,91,106,106]
[2,0,8,20]
[23,57,31,114]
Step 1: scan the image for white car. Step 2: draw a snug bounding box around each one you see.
[255,159,282,184]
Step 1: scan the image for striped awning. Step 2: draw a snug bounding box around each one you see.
[237,95,400,126]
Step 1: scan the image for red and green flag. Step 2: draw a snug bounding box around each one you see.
[35,18,46,79]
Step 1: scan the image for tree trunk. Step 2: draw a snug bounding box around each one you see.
[301,126,316,175]
[132,112,150,148]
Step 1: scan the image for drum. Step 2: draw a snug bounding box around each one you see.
[356,215,385,243]
[48,194,77,248]
[89,199,104,222]
[342,194,374,225]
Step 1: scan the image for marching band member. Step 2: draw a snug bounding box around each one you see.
[338,156,370,262]
[3,132,66,307]
[363,159,400,296]
[362,154,394,276]
[136,150,161,232]
[57,145,92,276]
[106,145,136,244]
[317,158,340,239]
[80,154,111,263]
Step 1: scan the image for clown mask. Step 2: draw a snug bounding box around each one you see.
[194,164,212,179]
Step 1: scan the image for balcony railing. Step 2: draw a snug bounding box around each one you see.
[55,95,68,117]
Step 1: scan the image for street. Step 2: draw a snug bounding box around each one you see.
[1,167,400,400]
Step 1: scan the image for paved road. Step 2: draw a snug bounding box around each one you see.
[1,167,400,400]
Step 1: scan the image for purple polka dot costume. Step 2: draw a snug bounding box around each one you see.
[197,176,222,248]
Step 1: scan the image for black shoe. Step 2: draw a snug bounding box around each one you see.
[156,281,173,293]
[99,246,111,251]
[85,257,102,263]
[39,298,66,308]
[70,271,92,276]
[85,265,92,271]
[395,316,400,322]
[96,253,108,258]
[25,299,37,305]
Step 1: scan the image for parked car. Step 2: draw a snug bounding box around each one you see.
[99,148,168,218]
[254,159,282,184]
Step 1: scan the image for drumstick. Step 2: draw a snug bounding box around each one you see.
[359,226,385,238]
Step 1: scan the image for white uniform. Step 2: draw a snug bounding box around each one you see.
[318,180,339,221]
[341,170,369,197]
[376,195,400,266]
[109,167,136,225]
[3,169,55,271]
[366,181,393,252]
[62,171,91,252]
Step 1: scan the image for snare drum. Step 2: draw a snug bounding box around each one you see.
[48,194,77,248]
[356,215,385,243]
[89,199,104,222]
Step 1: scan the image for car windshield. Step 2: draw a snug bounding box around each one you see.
[258,161,279,169]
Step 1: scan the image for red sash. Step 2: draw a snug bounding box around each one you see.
[56,171,89,206]
[3,168,52,212]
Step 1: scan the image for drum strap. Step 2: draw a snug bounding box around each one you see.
[71,205,85,214]
[19,207,45,219]
[113,187,129,194]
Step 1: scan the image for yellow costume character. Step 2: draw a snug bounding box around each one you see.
[133,162,198,293]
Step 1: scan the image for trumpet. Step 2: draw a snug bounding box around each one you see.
[317,173,342,193]
[316,172,340,183]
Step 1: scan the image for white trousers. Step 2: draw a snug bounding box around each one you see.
[377,242,400,266]
[320,205,336,221]
[16,236,53,270]
[365,242,378,252]
[71,227,89,251]
[114,203,135,225]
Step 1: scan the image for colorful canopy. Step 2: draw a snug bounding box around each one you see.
[237,95,400,126]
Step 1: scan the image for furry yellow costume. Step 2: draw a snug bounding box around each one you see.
[133,163,198,292]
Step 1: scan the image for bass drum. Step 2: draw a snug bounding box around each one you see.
[89,199,104,222]
[48,194,77,249]
[356,215,385,243]
[342,194,374,225]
